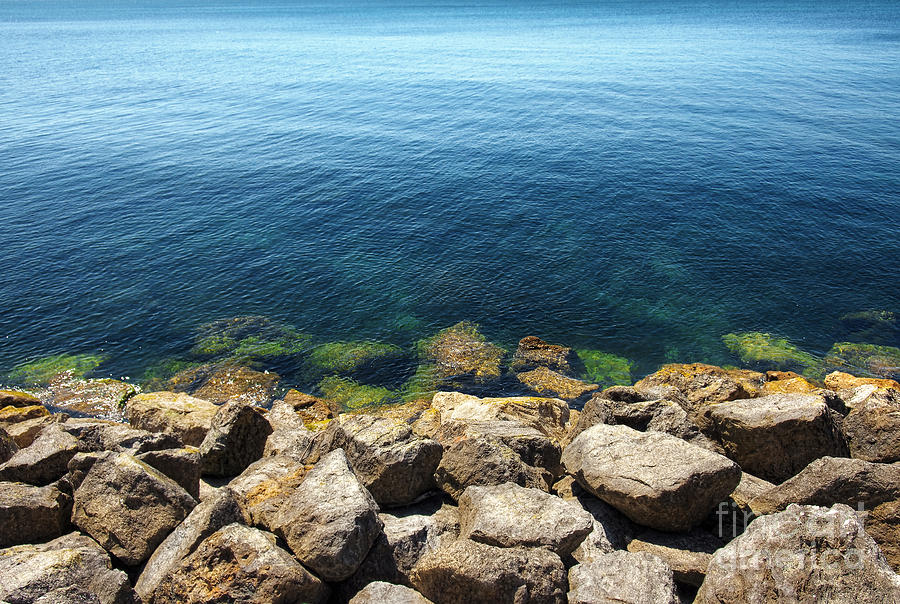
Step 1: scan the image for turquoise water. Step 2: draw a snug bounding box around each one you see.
[0,0,898,387]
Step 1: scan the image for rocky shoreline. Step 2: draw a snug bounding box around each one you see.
[1,330,900,603]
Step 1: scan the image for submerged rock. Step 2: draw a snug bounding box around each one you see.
[568,551,679,604]
[6,353,106,387]
[510,336,580,375]
[38,376,135,421]
[826,342,900,380]
[190,315,312,366]
[417,322,504,383]
[722,331,821,370]
[127,391,220,447]
[303,340,404,382]
[516,367,598,402]
[167,363,279,406]
[573,349,633,389]
[318,376,398,412]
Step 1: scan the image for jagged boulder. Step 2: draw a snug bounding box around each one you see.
[696,504,900,603]
[458,483,593,557]
[349,581,433,604]
[272,449,383,581]
[0,423,82,485]
[61,420,182,454]
[0,427,16,464]
[2,414,60,449]
[227,455,312,529]
[410,539,567,604]
[72,452,196,565]
[841,387,900,463]
[136,447,201,500]
[562,424,741,531]
[826,371,899,392]
[282,389,339,424]
[127,392,219,447]
[321,414,442,506]
[263,400,323,463]
[198,401,272,477]
[0,404,47,426]
[0,481,70,547]
[568,551,679,604]
[701,393,848,483]
[0,533,134,604]
[149,523,328,604]
[432,391,569,441]
[634,363,764,413]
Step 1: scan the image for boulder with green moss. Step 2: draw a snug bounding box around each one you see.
[303,340,403,383]
[166,363,280,406]
[417,322,504,383]
[722,332,820,371]
[575,350,633,389]
[317,376,397,412]
[141,358,204,393]
[7,353,107,387]
[825,342,900,380]
[190,315,312,366]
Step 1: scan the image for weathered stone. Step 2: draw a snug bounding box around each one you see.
[510,336,580,374]
[433,419,562,475]
[634,363,764,413]
[568,551,679,604]
[0,423,82,485]
[841,387,900,463]
[134,488,243,601]
[627,528,722,587]
[127,392,219,447]
[228,455,312,529]
[198,401,272,477]
[167,362,280,406]
[72,452,196,565]
[410,539,567,604]
[136,447,201,500]
[826,371,900,392]
[826,342,900,380]
[350,582,433,604]
[458,483,592,557]
[516,367,598,402]
[321,414,442,506]
[0,533,134,604]
[762,374,821,395]
[432,391,569,441]
[569,495,636,563]
[0,428,16,464]
[149,523,328,604]
[0,404,49,426]
[705,471,776,542]
[272,449,383,581]
[702,393,848,483]
[40,376,135,421]
[562,424,741,531]
[283,389,339,424]
[866,499,900,572]
[2,414,62,449]
[0,481,70,547]
[696,504,900,603]
[62,420,182,454]
[0,390,41,408]
[263,401,323,463]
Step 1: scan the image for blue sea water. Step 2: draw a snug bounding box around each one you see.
[0,0,898,386]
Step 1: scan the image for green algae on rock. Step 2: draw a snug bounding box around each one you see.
[190,315,312,365]
[417,321,504,382]
[303,340,403,382]
[140,358,204,392]
[825,342,900,380]
[398,364,441,403]
[167,363,280,405]
[7,353,108,387]
[722,332,820,369]
[575,349,633,388]
[317,376,397,411]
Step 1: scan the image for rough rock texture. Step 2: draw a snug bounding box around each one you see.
[762,374,821,395]
[2,414,61,449]
[263,402,322,463]
[410,539,567,604]
[72,452,197,565]
[283,389,339,424]
[198,401,272,477]
[0,390,41,408]
[866,499,900,572]
[702,393,848,483]
[0,423,82,485]
[841,387,900,463]
[167,363,280,406]
[62,420,182,454]
[696,504,900,603]
[432,391,570,442]
[706,471,775,542]
[149,523,328,604]
[136,447,201,500]
[134,489,244,601]
[568,551,679,604]
[826,371,900,392]
[227,455,312,529]
[272,449,383,581]
[0,404,48,426]
[458,483,593,557]
[569,495,636,563]
[0,532,134,604]
[418,322,505,383]
[40,376,135,421]
[127,392,219,447]
[321,414,442,506]
[433,419,562,475]
[627,528,722,587]
[510,336,580,374]
[0,481,70,547]
[516,367,598,402]
[349,582,433,604]
[562,424,741,531]
[0,427,16,464]
[633,363,764,413]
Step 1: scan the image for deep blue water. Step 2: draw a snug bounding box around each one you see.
[0,0,898,385]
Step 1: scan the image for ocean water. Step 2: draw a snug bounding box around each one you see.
[0,0,898,388]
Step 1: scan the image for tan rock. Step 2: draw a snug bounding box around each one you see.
[826,370,900,391]
[432,391,569,441]
[517,367,598,401]
[127,391,219,447]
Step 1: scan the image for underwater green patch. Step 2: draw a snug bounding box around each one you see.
[317,375,397,411]
[722,332,820,369]
[140,358,203,392]
[7,353,107,387]
[825,342,900,379]
[304,340,402,380]
[575,349,633,388]
[190,315,312,365]
[416,321,505,380]
[190,334,238,358]
[399,364,441,403]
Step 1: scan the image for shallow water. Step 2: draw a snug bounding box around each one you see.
[1,0,898,386]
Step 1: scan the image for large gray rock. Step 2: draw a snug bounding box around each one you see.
[149,523,328,604]
[696,504,900,603]
[627,528,722,587]
[227,455,312,529]
[126,392,219,447]
[198,401,272,477]
[562,424,741,531]
[350,581,433,604]
[410,538,567,604]
[322,414,442,506]
[263,399,322,463]
[72,452,197,565]
[0,532,134,604]
[62,420,182,454]
[0,481,70,547]
[0,423,82,485]
[272,449,383,581]
[568,551,679,604]
[841,387,900,463]
[458,483,593,557]
[136,447,201,500]
[134,488,243,601]
[0,427,16,464]
[701,393,848,483]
